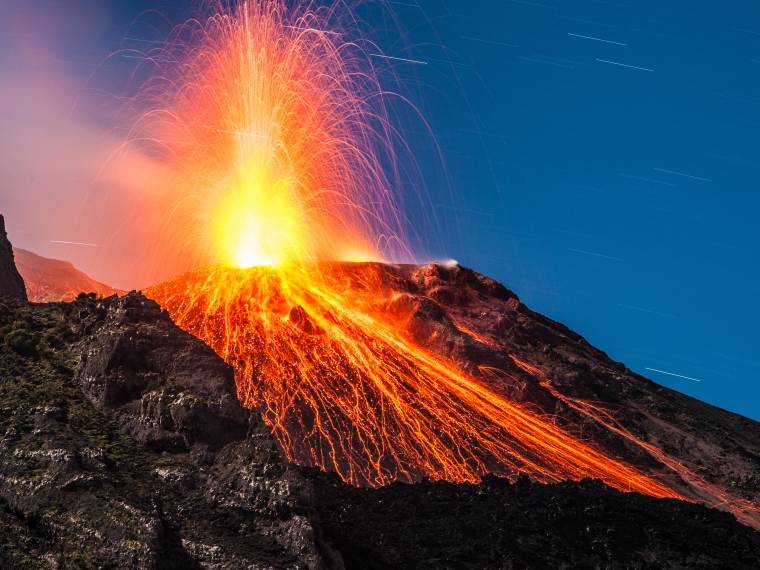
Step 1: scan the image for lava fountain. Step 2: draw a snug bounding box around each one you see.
[138,0,686,501]
[126,0,414,273]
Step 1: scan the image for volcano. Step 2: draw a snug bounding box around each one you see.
[2,219,760,567]
[145,261,760,530]
[2,0,759,564]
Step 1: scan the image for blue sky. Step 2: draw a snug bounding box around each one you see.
[2,0,759,419]
[397,0,760,420]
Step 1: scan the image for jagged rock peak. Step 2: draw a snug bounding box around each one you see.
[0,215,27,302]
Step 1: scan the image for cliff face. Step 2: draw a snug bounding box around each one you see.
[0,216,27,302]
[0,291,759,568]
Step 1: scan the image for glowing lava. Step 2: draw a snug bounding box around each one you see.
[211,155,305,268]
[127,0,415,274]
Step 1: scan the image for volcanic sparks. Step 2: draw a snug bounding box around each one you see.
[127,0,414,273]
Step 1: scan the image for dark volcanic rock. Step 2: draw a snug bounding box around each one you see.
[0,215,27,302]
[74,292,248,453]
[310,472,760,569]
[0,293,325,568]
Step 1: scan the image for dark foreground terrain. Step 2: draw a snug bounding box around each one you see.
[0,292,759,569]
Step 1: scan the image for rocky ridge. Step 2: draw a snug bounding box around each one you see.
[13,248,122,303]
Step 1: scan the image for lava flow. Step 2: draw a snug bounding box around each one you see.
[137,0,682,501]
[146,262,679,497]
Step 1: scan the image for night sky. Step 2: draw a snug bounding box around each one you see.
[1,1,759,420]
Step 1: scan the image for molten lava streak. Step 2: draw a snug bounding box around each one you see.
[137,0,686,505]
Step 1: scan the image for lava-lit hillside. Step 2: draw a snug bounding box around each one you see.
[3,0,760,565]
[13,248,123,302]
[146,261,760,530]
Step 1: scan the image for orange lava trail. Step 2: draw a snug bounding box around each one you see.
[511,356,760,530]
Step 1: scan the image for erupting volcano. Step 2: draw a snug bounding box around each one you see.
[127,0,414,274]
[119,0,760,530]
[4,0,760,565]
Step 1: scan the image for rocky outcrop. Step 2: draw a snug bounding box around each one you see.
[0,215,27,302]
[0,293,326,568]
[74,293,248,453]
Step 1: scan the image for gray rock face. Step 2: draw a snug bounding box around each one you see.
[0,293,328,569]
[75,293,248,453]
[0,215,27,302]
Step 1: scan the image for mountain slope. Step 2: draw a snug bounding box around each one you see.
[2,222,760,566]
[404,266,760,526]
[396,262,760,526]
[147,262,760,530]
[13,247,122,302]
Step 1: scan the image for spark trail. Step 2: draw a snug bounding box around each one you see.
[512,357,760,529]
